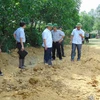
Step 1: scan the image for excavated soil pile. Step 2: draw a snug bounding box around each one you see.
[0,45,100,100]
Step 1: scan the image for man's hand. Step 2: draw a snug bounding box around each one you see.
[79,34,83,37]
[70,35,73,44]
[59,40,62,43]
[0,49,1,53]
[70,41,72,44]
[45,46,47,50]
[21,47,24,51]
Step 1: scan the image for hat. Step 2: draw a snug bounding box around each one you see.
[46,23,53,27]
[53,23,58,27]
[76,23,82,27]
[58,26,62,29]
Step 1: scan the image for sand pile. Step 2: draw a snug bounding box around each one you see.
[0,45,100,100]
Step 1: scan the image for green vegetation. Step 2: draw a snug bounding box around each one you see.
[0,0,100,52]
[79,11,95,32]
[79,4,100,34]
[0,0,81,51]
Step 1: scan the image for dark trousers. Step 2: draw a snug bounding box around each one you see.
[17,43,25,68]
[52,42,62,60]
[71,43,82,60]
[60,40,65,56]
[44,48,52,65]
[85,37,89,43]
[17,43,25,59]
[57,40,65,57]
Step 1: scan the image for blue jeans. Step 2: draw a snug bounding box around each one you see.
[71,43,82,60]
[44,48,52,65]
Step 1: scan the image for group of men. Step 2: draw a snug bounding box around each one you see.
[0,22,85,76]
[13,22,66,69]
[42,23,66,66]
[42,22,85,66]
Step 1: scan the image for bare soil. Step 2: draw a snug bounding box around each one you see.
[0,43,100,100]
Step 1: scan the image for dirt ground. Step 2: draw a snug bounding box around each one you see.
[0,40,100,100]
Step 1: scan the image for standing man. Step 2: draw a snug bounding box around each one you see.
[58,27,65,57]
[42,23,53,66]
[0,48,3,76]
[85,32,89,43]
[71,23,84,61]
[13,22,26,69]
[52,23,65,60]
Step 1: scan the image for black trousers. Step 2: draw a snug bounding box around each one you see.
[52,42,62,60]
[85,37,89,43]
[60,40,65,56]
[16,43,25,59]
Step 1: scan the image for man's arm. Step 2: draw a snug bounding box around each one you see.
[43,39,47,50]
[20,38,24,51]
[70,35,73,43]
[13,33,16,40]
[13,33,18,44]
[79,34,84,38]
[70,30,74,43]
[59,31,65,43]
[42,31,47,50]
[0,48,1,53]
[59,36,64,43]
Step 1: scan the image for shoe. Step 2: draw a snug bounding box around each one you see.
[48,61,52,66]
[71,59,74,62]
[77,59,80,61]
[62,55,66,57]
[0,72,3,76]
[44,63,48,65]
[23,65,26,67]
[48,65,53,67]
[51,58,55,61]
[59,58,62,60]
[19,66,25,69]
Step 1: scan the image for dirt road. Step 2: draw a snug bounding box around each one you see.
[0,39,100,100]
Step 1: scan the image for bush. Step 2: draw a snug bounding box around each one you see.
[26,28,42,47]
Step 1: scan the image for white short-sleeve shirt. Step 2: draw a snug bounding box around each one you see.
[71,28,84,44]
[42,28,52,48]
[14,27,26,42]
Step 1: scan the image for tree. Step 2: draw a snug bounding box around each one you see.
[93,4,100,34]
[0,0,81,51]
[79,11,95,32]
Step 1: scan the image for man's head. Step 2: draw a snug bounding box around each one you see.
[46,23,53,30]
[20,22,26,28]
[58,26,62,31]
[53,23,58,31]
[76,23,82,30]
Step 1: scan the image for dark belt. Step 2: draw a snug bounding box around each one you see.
[17,42,21,44]
[17,42,25,44]
[53,41,59,43]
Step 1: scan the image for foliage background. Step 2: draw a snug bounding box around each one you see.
[0,0,82,52]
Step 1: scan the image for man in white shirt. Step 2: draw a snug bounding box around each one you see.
[71,23,84,61]
[13,22,26,69]
[42,23,53,66]
[52,23,65,60]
